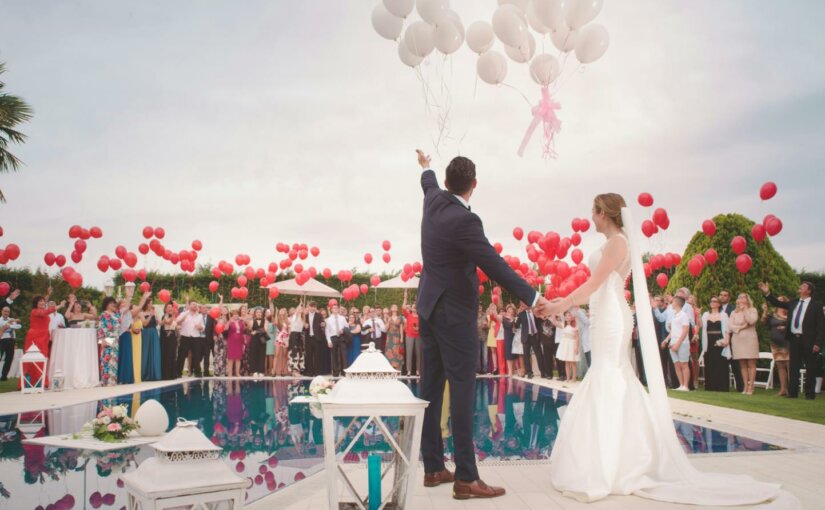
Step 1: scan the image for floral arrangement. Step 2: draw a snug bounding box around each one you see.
[309,376,334,398]
[84,405,137,442]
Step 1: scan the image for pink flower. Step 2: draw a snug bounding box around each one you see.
[107,423,122,432]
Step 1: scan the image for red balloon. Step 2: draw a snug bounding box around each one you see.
[641,220,657,238]
[735,254,753,274]
[269,287,280,299]
[382,240,391,251]
[238,287,249,299]
[0,282,10,297]
[702,220,716,237]
[570,233,581,246]
[90,226,103,238]
[74,239,87,254]
[360,284,369,295]
[124,252,138,268]
[688,257,703,277]
[138,243,150,255]
[237,276,248,287]
[413,261,422,273]
[4,243,20,261]
[370,274,381,287]
[571,248,583,265]
[704,248,719,265]
[139,282,151,294]
[192,240,203,251]
[67,272,83,289]
[579,219,591,232]
[44,252,56,266]
[638,193,654,207]
[298,249,308,260]
[571,218,582,232]
[71,250,82,264]
[142,226,153,239]
[765,216,783,236]
[751,224,766,243]
[492,242,503,254]
[109,258,121,270]
[731,236,747,255]
[652,208,669,229]
[208,281,219,293]
[69,225,82,238]
[513,227,524,241]
[154,227,165,239]
[382,253,391,263]
[759,181,777,201]
[79,228,91,240]
[656,272,669,289]
[310,246,320,257]
[123,269,137,282]
[664,253,675,269]
[643,262,652,278]
[55,254,66,267]
[115,245,127,259]
[97,257,110,272]
[322,268,332,279]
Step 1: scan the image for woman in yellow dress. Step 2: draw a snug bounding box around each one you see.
[130,317,143,384]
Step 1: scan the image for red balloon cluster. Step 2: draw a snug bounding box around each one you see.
[61,266,83,289]
[571,218,590,233]
[0,243,21,265]
[235,254,251,266]
[337,269,353,282]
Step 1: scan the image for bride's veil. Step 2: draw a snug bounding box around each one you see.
[620,207,793,508]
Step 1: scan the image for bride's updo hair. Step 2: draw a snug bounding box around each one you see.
[594,193,627,228]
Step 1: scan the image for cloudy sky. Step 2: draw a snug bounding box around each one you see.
[1,0,823,289]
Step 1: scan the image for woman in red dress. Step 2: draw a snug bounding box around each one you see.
[23,293,60,387]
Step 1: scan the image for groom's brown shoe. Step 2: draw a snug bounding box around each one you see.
[452,479,506,500]
[423,469,454,487]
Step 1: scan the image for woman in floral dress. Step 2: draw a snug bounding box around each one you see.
[385,306,404,371]
[98,297,122,386]
[212,306,229,377]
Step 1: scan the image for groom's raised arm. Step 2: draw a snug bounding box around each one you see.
[456,214,538,307]
[421,169,440,195]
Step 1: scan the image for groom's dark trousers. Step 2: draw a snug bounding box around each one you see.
[416,168,536,482]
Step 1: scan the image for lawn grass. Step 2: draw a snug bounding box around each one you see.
[667,386,825,425]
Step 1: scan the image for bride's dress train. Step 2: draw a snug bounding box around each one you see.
[548,209,797,508]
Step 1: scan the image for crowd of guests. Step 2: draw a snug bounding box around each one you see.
[1,278,822,400]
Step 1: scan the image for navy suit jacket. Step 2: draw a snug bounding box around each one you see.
[416,169,536,323]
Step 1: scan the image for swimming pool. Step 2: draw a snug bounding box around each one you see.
[0,378,782,509]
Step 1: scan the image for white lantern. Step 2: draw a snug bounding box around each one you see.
[134,399,170,437]
[295,342,428,510]
[19,344,48,394]
[122,419,249,509]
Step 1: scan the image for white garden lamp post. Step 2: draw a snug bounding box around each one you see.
[313,342,428,510]
[19,344,47,394]
[122,419,249,509]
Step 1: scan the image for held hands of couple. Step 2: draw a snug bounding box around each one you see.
[534,296,569,319]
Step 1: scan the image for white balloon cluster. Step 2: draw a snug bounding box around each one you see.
[371,0,610,86]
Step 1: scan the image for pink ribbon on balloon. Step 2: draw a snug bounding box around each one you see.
[517,85,561,159]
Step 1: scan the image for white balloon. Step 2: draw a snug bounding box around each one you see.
[529,53,561,85]
[404,20,435,57]
[446,10,464,39]
[477,50,508,85]
[498,0,529,13]
[417,0,450,24]
[434,18,464,54]
[492,5,529,48]
[398,39,424,67]
[134,399,169,437]
[565,0,603,30]
[371,4,403,41]
[466,21,494,54]
[526,3,551,34]
[383,0,415,18]
[504,32,535,63]
[551,23,577,52]
[532,0,566,31]
[574,23,609,63]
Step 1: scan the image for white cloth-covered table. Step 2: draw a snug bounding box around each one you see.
[49,328,100,389]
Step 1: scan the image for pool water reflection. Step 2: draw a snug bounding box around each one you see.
[0,378,782,509]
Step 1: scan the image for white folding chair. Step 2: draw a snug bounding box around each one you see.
[754,352,775,390]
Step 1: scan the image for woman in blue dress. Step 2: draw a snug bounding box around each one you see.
[347,311,362,367]
[140,300,162,381]
[117,292,151,384]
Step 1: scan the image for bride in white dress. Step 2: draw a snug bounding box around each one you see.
[538,193,795,508]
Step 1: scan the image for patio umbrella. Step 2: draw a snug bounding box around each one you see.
[262,277,341,298]
[374,275,420,290]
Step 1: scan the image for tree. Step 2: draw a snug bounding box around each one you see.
[0,62,33,203]
[668,212,799,314]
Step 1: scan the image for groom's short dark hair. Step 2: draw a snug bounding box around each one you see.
[445,156,475,195]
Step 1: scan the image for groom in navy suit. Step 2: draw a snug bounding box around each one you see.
[414,150,545,499]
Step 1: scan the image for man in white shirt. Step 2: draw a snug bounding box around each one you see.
[48,300,66,337]
[175,300,205,377]
[663,296,691,391]
[326,305,349,377]
[361,310,387,351]
[0,306,22,380]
